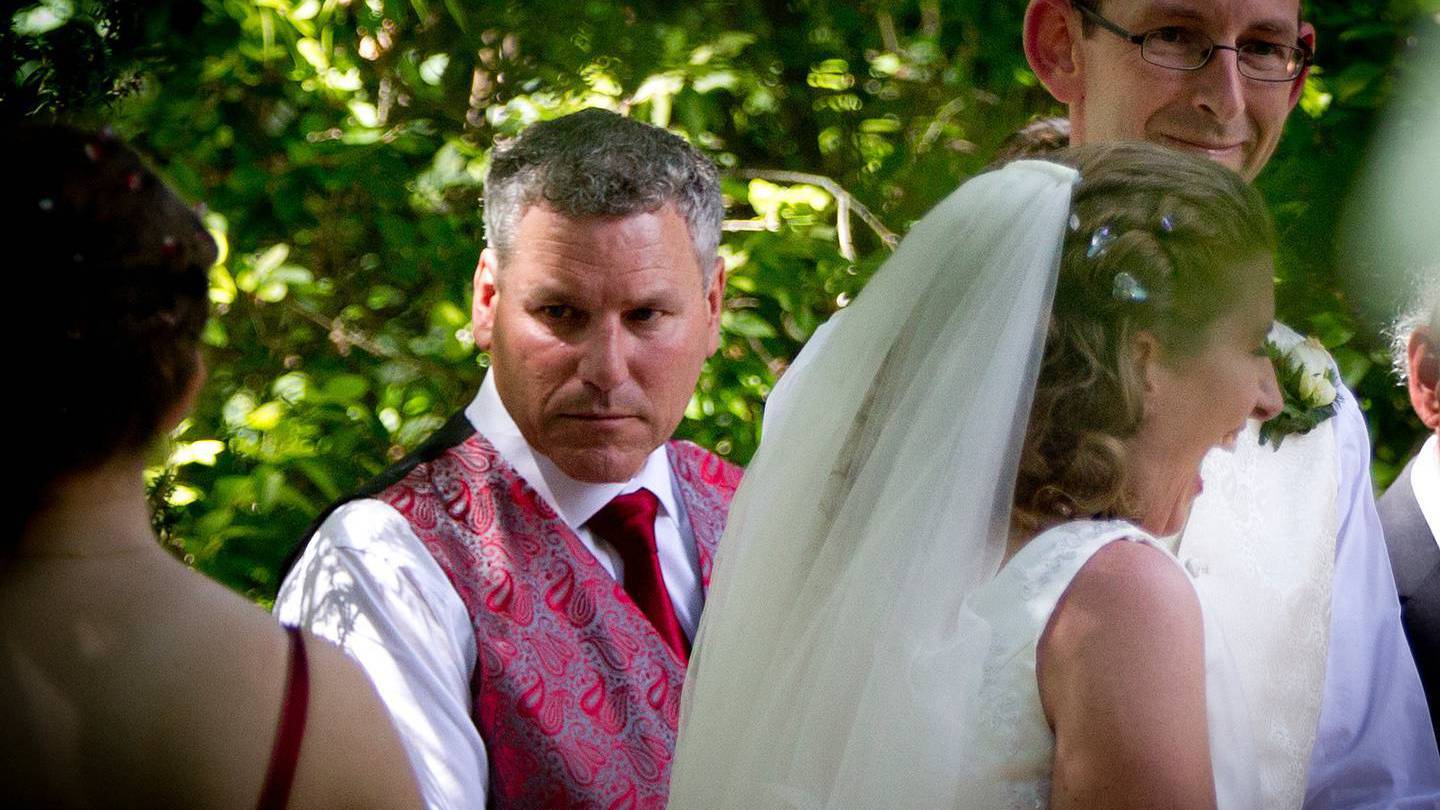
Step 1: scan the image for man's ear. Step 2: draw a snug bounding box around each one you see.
[1408,328,1440,431]
[704,257,726,355]
[1025,0,1084,104]
[472,249,500,352]
[1288,22,1318,109]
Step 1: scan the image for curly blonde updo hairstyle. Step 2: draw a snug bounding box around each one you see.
[1011,142,1275,535]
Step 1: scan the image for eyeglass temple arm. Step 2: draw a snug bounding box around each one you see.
[1073,2,1146,45]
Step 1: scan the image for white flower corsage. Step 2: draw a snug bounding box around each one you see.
[1260,336,1341,449]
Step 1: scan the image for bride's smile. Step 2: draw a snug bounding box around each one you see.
[1122,257,1281,537]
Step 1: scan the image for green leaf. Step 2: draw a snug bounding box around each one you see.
[443,0,468,31]
[12,1,73,36]
[253,244,290,277]
[169,440,227,467]
[322,374,371,402]
[722,310,778,339]
[246,402,285,431]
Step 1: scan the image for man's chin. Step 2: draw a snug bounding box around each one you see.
[545,446,652,484]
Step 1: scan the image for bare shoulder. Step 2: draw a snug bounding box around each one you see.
[1040,539,1204,702]
[170,575,420,808]
[1048,539,1201,653]
[289,633,421,809]
[142,563,418,808]
[1039,539,1214,809]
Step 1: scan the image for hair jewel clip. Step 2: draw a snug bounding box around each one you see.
[1068,212,1081,233]
[1087,224,1117,259]
[126,171,144,192]
[1159,214,1176,233]
[1112,271,1149,303]
[161,235,179,258]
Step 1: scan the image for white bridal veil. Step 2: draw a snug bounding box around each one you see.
[669,160,1080,807]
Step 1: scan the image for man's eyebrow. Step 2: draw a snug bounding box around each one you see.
[519,283,580,302]
[1245,19,1296,37]
[1139,3,1208,25]
[1139,3,1295,37]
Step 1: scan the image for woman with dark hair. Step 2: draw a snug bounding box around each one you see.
[0,125,420,809]
[672,143,1282,807]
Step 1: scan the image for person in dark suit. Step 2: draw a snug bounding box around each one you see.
[1380,280,1440,744]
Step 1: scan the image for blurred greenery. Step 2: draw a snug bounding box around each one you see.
[7,0,1439,602]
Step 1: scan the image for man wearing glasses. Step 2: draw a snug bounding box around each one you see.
[1027,0,1310,182]
[1024,0,1440,806]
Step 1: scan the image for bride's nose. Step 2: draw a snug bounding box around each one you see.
[1252,361,1283,421]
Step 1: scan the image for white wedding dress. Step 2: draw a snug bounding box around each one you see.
[669,158,1263,808]
[961,519,1261,809]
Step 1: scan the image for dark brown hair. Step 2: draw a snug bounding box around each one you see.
[995,117,1071,162]
[1012,141,1274,534]
[9,124,216,539]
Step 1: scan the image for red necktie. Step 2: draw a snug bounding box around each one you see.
[587,489,690,662]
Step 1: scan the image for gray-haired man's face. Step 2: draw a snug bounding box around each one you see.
[471,202,725,482]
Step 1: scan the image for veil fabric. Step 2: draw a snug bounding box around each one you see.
[669,160,1081,807]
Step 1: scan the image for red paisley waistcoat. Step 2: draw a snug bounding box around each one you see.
[378,431,741,809]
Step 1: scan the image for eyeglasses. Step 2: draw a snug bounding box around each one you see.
[1074,2,1312,82]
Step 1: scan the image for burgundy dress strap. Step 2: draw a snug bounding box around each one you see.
[256,624,310,810]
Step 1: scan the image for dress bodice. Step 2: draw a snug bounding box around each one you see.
[956,519,1261,809]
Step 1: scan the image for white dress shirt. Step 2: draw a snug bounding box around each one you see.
[1303,395,1440,807]
[274,375,703,809]
[1412,435,1440,545]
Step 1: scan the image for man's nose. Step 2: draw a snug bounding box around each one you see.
[578,319,629,392]
[1193,46,1246,122]
[1253,359,1284,422]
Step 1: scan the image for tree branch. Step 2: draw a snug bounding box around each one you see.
[733,168,898,252]
[835,194,855,261]
[920,0,941,38]
[279,300,459,380]
[876,10,900,53]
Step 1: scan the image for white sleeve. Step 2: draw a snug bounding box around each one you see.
[1303,394,1440,807]
[274,499,487,810]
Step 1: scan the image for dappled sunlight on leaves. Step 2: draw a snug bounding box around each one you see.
[16,0,1434,598]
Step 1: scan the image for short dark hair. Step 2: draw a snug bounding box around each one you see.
[482,108,723,283]
[9,124,216,537]
[1074,0,1101,35]
[995,117,1072,163]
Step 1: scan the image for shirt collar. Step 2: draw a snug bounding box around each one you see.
[1411,434,1440,541]
[464,374,679,530]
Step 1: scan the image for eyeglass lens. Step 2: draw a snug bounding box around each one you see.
[1142,28,1302,80]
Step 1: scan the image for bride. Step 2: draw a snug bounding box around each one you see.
[669,142,1281,808]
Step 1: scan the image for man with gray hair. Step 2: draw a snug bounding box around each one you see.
[1380,276,1440,746]
[276,108,741,809]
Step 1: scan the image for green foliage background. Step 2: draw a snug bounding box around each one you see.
[7,0,1439,602]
